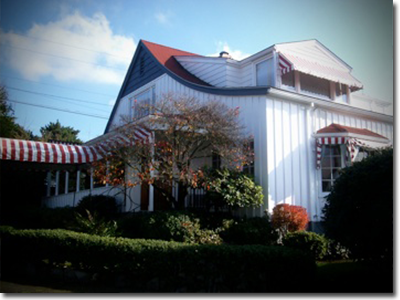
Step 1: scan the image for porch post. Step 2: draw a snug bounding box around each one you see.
[90,168,94,192]
[148,131,155,212]
[46,171,51,197]
[55,171,60,196]
[76,170,81,192]
[65,171,69,194]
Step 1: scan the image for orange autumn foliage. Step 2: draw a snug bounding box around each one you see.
[271,204,309,232]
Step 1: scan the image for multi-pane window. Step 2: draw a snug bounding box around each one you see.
[133,87,155,120]
[281,71,295,88]
[321,145,344,192]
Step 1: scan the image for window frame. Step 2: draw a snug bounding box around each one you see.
[319,144,347,196]
[131,86,155,120]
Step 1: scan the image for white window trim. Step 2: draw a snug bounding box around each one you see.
[251,53,274,86]
[131,86,156,120]
[318,144,347,197]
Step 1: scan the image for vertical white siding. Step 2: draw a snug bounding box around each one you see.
[111,73,393,220]
[266,99,393,222]
[266,98,313,216]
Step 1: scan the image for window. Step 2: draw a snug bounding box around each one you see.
[335,83,348,103]
[242,140,255,176]
[321,145,344,192]
[256,58,274,86]
[301,73,330,98]
[212,152,221,169]
[133,87,155,119]
[281,71,295,88]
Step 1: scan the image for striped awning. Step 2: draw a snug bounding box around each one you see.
[0,138,101,164]
[278,53,294,75]
[315,136,353,169]
[0,126,152,164]
[315,123,391,169]
[277,51,363,90]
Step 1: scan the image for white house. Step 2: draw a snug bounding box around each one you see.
[1,39,393,226]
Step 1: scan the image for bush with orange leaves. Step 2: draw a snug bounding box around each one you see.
[271,204,309,234]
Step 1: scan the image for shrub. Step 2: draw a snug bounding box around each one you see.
[117,211,221,244]
[203,168,264,210]
[74,210,118,237]
[282,231,328,260]
[324,239,351,261]
[76,195,118,220]
[0,206,76,230]
[219,217,278,245]
[323,148,393,261]
[271,204,309,234]
[1,227,316,292]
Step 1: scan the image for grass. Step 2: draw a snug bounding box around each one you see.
[314,260,393,293]
[1,260,393,293]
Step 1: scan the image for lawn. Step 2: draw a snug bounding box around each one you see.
[314,260,393,293]
[1,260,393,293]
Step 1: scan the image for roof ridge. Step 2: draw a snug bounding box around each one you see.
[141,40,202,57]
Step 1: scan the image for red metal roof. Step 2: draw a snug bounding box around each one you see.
[317,123,386,139]
[141,40,210,86]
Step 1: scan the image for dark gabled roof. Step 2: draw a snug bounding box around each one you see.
[141,40,210,86]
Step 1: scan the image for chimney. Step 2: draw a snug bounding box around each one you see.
[219,51,231,59]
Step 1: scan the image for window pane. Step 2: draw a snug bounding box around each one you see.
[332,156,342,167]
[332,168,341,179]
[331,145,341,155]
[321,157,331,168]
[322,146,331,156]
[256,59,273,86]
[322,169,331,180]
[322,181,332,192]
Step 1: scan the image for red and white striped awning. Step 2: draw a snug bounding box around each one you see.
[0,126,152,164]
[277,51,363,90]
[278,53,293,75]
[315,124,391,169]
[1,138,101,164]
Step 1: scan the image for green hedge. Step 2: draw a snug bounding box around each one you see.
[1,227,316,292]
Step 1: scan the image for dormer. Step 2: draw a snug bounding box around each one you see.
[271,40,363,104]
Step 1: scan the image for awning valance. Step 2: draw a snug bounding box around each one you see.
[315,123,391,169]
[0,126,152,165]
[278,51,363,90]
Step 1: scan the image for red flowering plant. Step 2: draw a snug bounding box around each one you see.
[271,204,309,236]
[92,94,254,210]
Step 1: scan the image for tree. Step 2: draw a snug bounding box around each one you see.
[93,94,254,210]
[0,85,34,139]
[40,120,83,144]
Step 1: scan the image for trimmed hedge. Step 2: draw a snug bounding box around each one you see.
[1,227,316,292]
[282,231,328,260]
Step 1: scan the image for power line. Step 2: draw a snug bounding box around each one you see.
[0,74,116,97]
[7,86,112,107]
[7,98,109,120]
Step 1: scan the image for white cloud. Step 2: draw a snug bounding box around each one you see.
[208,41,250,61]
[0,12,136,85]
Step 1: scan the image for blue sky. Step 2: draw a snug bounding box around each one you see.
[0,0,393,142]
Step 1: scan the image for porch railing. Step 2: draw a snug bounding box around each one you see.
[42,186,125,209]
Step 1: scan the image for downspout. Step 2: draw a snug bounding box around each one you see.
[305,102,318,226]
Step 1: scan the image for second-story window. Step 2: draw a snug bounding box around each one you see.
[256,58,274,86]
[133,87,155,120]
